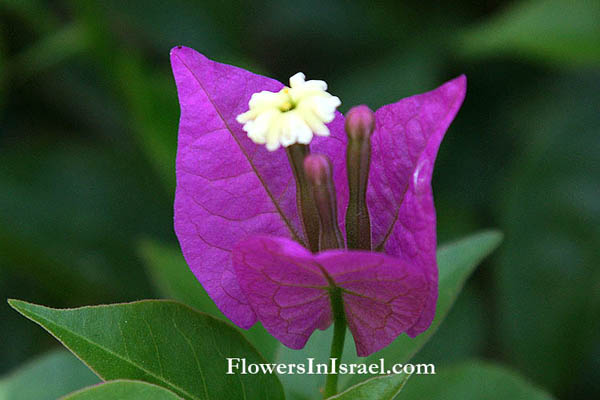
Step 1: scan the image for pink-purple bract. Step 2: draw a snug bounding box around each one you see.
[171,46,466,356]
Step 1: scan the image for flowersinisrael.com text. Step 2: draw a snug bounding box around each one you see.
[226,358,435,375]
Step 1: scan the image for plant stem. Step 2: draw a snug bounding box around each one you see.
[323,288,346,398]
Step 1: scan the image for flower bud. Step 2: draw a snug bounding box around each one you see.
[303,153,330,186]
[345,105,374,250]
[303,154,344,250]
[345,105,375,142]
[286,144,320,253]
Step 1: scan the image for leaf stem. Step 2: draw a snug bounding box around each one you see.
[323,288,346,398]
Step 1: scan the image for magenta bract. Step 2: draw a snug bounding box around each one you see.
[234,236,428,356]
[171,46,466,356]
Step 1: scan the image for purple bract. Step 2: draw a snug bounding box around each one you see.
[171,46,466,356]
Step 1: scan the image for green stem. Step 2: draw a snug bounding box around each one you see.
[323,288,346,398]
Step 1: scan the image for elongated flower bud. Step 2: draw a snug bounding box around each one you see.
[345,105,375,141]
[345,105,375,250]
[286,144,320,252]
[303,154,344,250]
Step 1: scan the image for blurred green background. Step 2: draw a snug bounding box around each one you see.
[0,0,598,399]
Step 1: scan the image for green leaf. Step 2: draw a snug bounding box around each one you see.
[0,349,99,400]
[138,240,278,361]
[8,299,284,400]
[400,361,555,400]
[277,231,502,398]
[62,380,183,400]
[457,0,600,67]
[326,373,410,400]
[343,230,502,388]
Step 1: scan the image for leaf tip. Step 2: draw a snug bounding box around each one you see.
[482,229,504,248]
[7,299,40,321]
[7,298,25,310]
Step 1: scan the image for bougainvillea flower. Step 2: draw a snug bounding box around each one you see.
[236,72,341,150]
[171,46,466,356]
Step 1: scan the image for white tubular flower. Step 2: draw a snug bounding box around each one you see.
[236,73,341,151]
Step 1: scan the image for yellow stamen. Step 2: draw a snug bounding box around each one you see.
[279,101,293,112]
